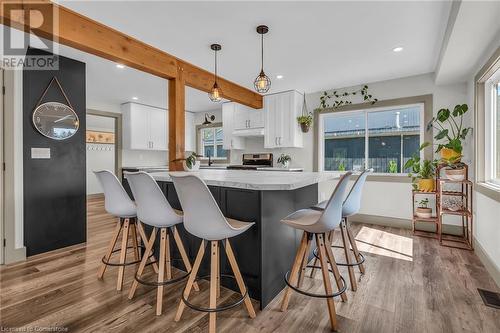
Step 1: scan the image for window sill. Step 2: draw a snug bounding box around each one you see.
[321,171,411,183]
[476,182,500,203]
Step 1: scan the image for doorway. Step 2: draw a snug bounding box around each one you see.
[86,110,122,197]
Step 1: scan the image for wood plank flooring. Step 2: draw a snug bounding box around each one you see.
[1,195,499,332]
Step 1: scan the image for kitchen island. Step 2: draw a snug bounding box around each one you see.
[125,169,339,308]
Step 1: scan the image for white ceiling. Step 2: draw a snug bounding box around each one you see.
[56,0,452,112]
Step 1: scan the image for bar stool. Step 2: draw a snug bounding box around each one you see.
[310,168,372,291]
[170,174,256,333]
[94,170,158,291]
[280,172,352,332]
[125,171,199,316]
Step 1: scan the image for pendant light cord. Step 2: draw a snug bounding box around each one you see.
[214,49,218,84]
[261,33,264,72]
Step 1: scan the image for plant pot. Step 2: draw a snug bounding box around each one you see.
[280,161,290,169]
[440,147,461,162]
[444,167,466,181]
[416,207,432,218]
[418,178,435,192]
[300,123,310,133]
[182,160,200,171]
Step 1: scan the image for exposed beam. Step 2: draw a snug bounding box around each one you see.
[0,0,263,109]
[168,69,186,171]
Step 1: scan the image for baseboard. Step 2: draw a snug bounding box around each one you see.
[473,236,500,289]
[4,246,26,265]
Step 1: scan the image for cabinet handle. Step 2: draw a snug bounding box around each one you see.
[231,139,233,148]
[275,137,277,146]
[151,141,154,149]
[248,120,251,128]
[279,137,282,146]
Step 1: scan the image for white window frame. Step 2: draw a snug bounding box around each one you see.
[197,126,227,160]
[318,102,425,174]
[484,68,500,187]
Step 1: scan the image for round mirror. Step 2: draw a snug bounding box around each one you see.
[32,102,80,140]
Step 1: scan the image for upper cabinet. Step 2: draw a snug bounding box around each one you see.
[232,104,265,132]
[264,90,304,148]
[222,103,246,150]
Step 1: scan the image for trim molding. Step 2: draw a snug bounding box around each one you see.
[473,236,500,288]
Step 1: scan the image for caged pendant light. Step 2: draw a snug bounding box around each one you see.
[254,25,271,93]
[208,43,222,102]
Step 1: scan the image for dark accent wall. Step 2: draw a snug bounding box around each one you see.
[23,48,86,256]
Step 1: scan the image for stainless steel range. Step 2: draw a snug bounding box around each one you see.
[227,153,273,170]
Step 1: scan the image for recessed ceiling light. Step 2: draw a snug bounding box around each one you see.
[132,97,138,100]
[116,64,125,69]
[276,75,284,79]
[392,46,404,53]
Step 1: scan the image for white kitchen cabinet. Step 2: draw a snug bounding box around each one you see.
[264,90,304,148]
[185,111,195,152]
[222,103,246,150]
[232,103,264,132]
[122,102,168,151]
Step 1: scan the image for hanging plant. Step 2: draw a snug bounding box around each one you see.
[297,92,312,133]
[319,85,378,109]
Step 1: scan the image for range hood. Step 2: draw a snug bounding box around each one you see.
[232,128,265,137]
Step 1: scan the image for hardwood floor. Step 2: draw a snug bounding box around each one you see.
[1,195,499,332]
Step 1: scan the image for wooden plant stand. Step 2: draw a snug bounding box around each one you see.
[412,189,439,239]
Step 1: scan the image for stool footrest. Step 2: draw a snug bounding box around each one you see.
[134,258,189,286]
[101,245,152,267]
[285,267,347,299]
[181,274,248,313]
[312,246,366,267]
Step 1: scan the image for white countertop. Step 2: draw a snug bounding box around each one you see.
[148,169,340,191]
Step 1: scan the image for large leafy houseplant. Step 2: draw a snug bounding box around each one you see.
[427,104,472,162]
[404,142,437,191]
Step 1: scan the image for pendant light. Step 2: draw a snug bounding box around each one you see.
[209,43,222,102]
[254,25,271,93]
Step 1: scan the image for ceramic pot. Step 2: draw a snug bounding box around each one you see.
[418,178,435,192]
[182,160,200,171]
[444,167,466,181]
[300,123,310,133]
[440,147,461,162]
[415,207,432,218]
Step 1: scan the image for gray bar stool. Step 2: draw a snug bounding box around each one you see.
[125,171,199,316]
[280,172,352,332]
[94,170,158,291]
[170,174,256,333]
[310,168,372,291]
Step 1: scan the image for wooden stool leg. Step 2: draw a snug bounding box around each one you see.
[340,220,357,291]
[172,226,199,291]
[128,227,157,299]
[175,240,205,322]
[297,233,313,288]
[280,232,309,312]
[324,234,348,302]
[316,233,338,331]
[345,218,365,274]
[209,241,218,333]
[156,228,167,316]
[225,239,256,318]
[216,241,221,299]
[165,229,172,280]
[117,218,130,291]
[130,221,140,262]
[136,221,159,273]
[97,220,122,279]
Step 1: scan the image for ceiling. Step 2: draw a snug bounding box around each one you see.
[55,0,452,112]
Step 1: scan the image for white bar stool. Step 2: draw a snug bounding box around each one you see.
[310,168,372,291]
[170,174,256,333]
[94,170,158,291]
[280,172,352,332]
[125,171,199,316]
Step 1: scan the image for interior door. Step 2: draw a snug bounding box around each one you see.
[149,107,167,150]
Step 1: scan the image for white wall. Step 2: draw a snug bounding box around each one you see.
[86,115,115,194]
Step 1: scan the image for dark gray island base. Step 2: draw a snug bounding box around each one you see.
[157,181,317,309]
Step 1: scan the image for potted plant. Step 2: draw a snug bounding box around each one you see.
[173,152,201,171]
[297,113,313,133]
[404,143,437,191]
[443,161,467,181]
[277,153,291,168]
[427,104,472,163]
[415,198,432,218]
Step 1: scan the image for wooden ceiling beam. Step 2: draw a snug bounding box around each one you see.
[0,0,263,109]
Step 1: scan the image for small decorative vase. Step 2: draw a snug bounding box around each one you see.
[418,179,435,192]
[300,123,310,133]
[182,160,200,171]
[415,207,432,218]
[444,168,466,181]
[440,148,461,162]
[281,161,290,169]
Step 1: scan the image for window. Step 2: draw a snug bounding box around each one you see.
[319,103,424,173]
[197,125,228,160]
[485,69,500,186]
